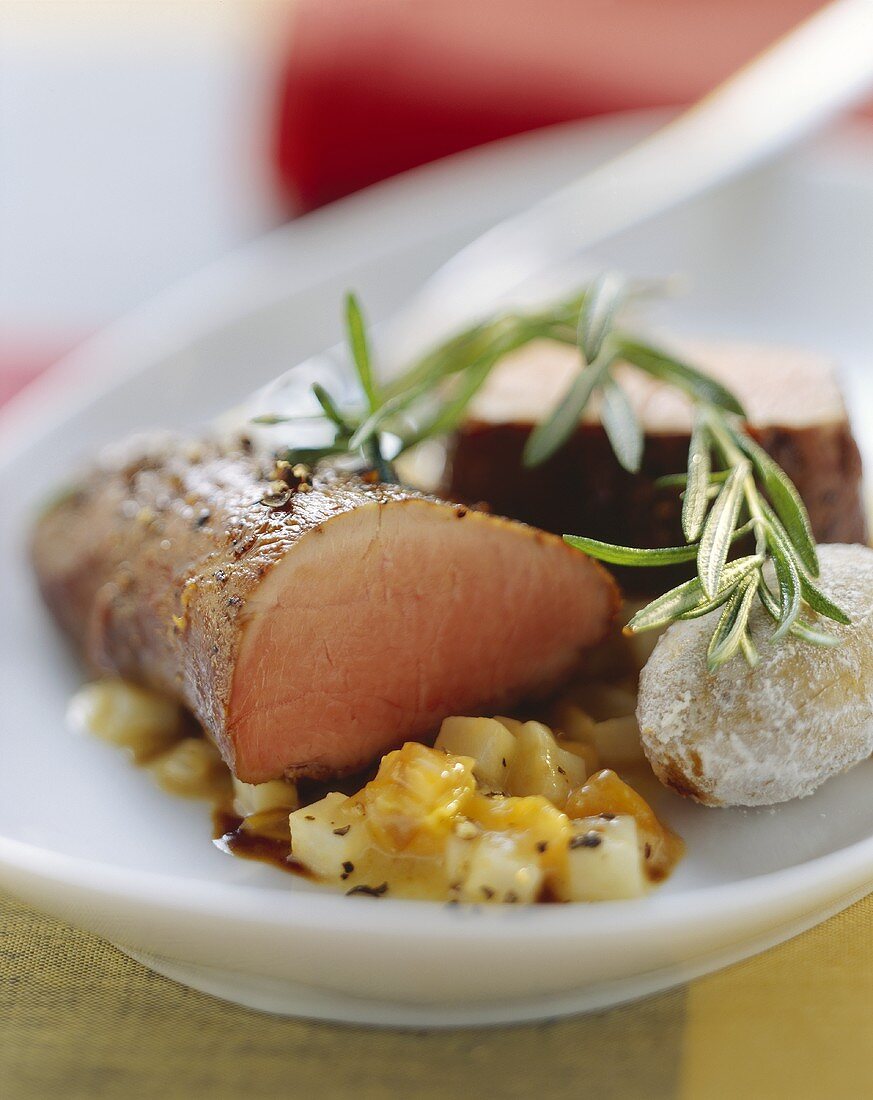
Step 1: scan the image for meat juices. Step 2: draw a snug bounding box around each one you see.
[445,339,867,593]
[32,436,619,783]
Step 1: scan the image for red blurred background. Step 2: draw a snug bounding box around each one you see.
[0,0,847,406]
[275,0,827,212]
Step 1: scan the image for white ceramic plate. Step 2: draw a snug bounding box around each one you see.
[3,111,873,1028]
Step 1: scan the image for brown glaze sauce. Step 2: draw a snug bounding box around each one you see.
[210,763,682,898]
[213,809,300,876]
[210,768,379,878]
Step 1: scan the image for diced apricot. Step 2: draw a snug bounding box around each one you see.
[358,742,476,855]
[565,769,683,881]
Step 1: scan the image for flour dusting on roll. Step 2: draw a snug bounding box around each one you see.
[637,544,873,806]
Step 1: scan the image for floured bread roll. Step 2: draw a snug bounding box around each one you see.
[637,544,873,807]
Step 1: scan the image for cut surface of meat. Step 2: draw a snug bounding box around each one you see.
[445,338,866,593]
[32,436,619,782]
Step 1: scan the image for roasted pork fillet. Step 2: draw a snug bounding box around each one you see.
[32,436,619,782]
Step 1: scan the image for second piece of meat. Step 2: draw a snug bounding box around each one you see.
[444,338,866,594]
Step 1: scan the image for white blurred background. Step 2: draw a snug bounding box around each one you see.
[0,2,291,398]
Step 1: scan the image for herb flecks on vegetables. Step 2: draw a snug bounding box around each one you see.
[256,276,849,669]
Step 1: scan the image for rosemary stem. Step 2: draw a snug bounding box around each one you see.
[366,436,395,484]
[704,409,767,555]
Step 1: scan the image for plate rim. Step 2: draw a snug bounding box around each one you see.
[2,820,873,943]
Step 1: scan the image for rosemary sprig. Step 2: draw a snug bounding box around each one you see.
[254,293,396,479]
[255,288,591,472]
[565,398,848,669]
[255,275,849,669]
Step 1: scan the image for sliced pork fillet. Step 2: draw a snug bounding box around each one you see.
[445,338,866,593]
[32,436,618,783]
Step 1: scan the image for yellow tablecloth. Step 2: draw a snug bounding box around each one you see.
[3,892,873,1098]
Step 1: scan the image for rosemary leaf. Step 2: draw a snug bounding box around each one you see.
[655,470,730,490]
[566,521,759,570]
[765,522,802,641]
[348,378,433,450]
[678,554,764,620]
[682,417,711,542]
[653,472,689,490]
[563,535,700,567]
[624,550,760,638]
[707,584,746,669]
[626,577,708,633]
[600,376,644,473]
[628,554,758,634]
[280,444,348,465]
[678,586,737,622]
[757,583,841,647]
[760,500,850,626]
[707,576,758,671]
[740,630,760,667]
[798,572,851,626]
[524,354,612,467]
[697,461,749,598]
[383,291,587,402]
[345,293,378,411]
[391,316,576,452]
[783,619,840,647]
[736,432,819,576]
[312,382,352,435]
[578,273,626,364]
[383,321,494,400]
[250,413,328,425]
[401,343,508,450]
[616,339,746,417]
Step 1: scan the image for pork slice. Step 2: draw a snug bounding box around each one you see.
[32,436,618,782]
[445,338,867,594]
